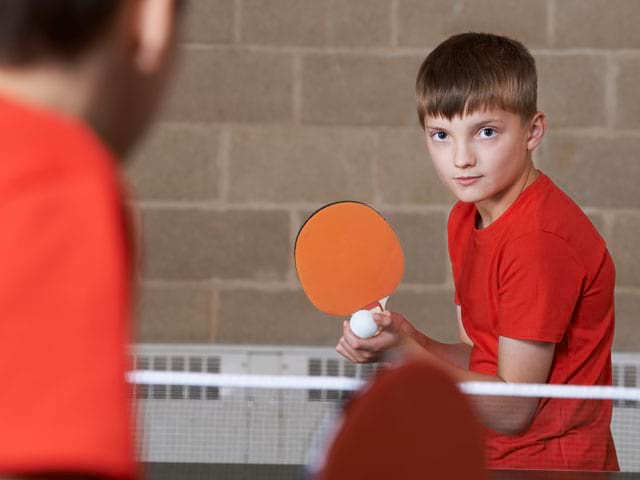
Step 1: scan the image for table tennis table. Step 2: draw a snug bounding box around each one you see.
[145,463,640,479]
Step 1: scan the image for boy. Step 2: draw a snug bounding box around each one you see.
[336,32,618,471]
[0,1,182,478]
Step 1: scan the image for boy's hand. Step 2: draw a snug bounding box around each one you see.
[336,311,415,363]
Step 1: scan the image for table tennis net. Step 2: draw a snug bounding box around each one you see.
[130,367,640,475]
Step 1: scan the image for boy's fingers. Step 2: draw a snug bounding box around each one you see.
[336,337,354,361]
[336,342,352,362]
[343,320,366,348]
[372,311,392,328]
[343,315,401,361]
[366,330,397,353]
[337,336,365,363]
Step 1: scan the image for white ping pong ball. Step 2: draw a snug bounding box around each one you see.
[349,310,378,339]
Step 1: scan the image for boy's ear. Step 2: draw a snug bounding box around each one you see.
[526,112,546,152]
[129,0,179,74]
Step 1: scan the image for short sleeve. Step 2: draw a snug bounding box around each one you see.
[497,231,585,343]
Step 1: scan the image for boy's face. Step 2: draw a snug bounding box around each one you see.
[423,108,542,216]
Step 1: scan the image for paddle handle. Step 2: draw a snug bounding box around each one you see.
[363,296,389,312]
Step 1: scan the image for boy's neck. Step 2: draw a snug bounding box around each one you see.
[0,32,120,152]
[0,56,132,159]
[0,64,98,121]
[475,162,539,229]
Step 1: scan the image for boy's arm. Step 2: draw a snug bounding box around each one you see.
[336,308,555,434]
[400,306,472,370]
[410,334,555,434]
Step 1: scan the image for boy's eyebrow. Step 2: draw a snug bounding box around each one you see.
[470,118,504,129]
[425,118,505,131]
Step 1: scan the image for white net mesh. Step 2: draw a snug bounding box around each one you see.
[131,346,640,479]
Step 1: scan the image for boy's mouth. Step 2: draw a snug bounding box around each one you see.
[454,175,482,186]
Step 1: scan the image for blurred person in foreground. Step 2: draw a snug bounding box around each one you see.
[0,1,183,478]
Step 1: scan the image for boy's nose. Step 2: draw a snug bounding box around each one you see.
[453,143,476,168]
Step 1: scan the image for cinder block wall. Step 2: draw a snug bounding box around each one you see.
[126,0,640,351]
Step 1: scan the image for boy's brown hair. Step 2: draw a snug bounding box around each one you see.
[416,32,537,128]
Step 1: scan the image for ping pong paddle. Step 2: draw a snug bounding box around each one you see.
[294,201,404,338]
[319,361,487,480]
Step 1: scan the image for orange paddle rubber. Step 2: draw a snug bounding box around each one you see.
[295,201,404,317]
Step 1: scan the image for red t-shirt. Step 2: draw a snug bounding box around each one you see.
[0,96,136,478]
[448,171,618,471]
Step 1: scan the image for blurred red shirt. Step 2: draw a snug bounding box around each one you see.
[0,96,136,479]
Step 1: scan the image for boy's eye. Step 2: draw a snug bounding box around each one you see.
[479,128,496,138]
[432,131,448,141]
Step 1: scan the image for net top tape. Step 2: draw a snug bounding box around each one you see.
[128,371,640,401]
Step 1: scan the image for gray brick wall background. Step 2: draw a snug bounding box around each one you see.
[126,0,640,350]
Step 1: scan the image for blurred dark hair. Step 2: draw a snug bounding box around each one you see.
[0,0,123,65]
